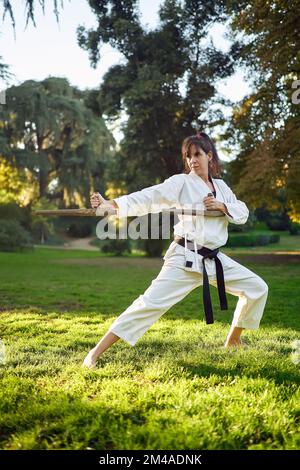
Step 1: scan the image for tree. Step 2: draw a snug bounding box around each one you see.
[1,0,65,82]
[223,0,300,222]
[77,0,239,193]
[0,77,115,207]
[1,0,63,29]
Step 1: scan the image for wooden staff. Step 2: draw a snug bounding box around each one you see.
[33,208,225,217]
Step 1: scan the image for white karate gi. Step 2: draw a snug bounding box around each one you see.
[106,173,269,346]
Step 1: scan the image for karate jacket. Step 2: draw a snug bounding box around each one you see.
[112,172,249,253]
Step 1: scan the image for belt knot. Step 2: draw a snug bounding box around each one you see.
[174,237,228,324]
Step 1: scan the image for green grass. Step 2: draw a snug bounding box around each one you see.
[0,247,299,450]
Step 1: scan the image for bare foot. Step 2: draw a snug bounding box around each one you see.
[82,348,100,369]
[224,338,242,348]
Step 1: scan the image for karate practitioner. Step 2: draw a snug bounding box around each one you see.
[82,132,268,369]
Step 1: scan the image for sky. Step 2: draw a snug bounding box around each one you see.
[0,0,251,158]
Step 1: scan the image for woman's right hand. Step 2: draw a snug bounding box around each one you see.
[90,192,107,208]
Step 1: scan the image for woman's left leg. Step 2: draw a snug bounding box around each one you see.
[209,255,269,345]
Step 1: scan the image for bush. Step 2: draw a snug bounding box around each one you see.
[31,218,55,243]
[30,197,57,243]
[255,206,290,231]
[67,220,93,237]
[52,208,95,238]
[137,239,166,257]
[269,234,280,243]
[226,235,256,247]
[101,239,131,256]
[227,233,281,247]
[289,222,300,235]
[253,221,269,231]
[0,202,31,230]
[255,234,270,246]
[266,215,290,231]
[0,219,33,252]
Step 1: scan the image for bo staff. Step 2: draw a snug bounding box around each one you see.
[33,208,225,217]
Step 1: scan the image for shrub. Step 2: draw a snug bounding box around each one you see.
[0,219,33,252]
[67,220,94,237]
[226,235,256,247]
[266,215,290,231]
[101,239,131,256]
[289,222,300,235]
[31,218,54,244]
[0,202,31,230]
[137,239,166,257]
[30,197,57,243]
[255,234,270,246]
[269,234,280,243]
[227,233,281,247]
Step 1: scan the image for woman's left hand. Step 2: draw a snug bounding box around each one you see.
[203,196,225,212]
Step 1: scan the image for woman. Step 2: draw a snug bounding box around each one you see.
[82,132,268,369]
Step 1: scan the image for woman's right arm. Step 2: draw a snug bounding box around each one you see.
[91,175,184,218]
[110,174,184,218]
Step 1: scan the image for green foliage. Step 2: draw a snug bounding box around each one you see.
[227,233,281,248]
[66,219,94,238]
[289,222,300,236]
[30,197,57,243]
[78,1,236,192]
[269,234,280,244]
[0,219,33,252]
[101,239,131,256]
[0,201,29,224]
[0,77,115,207]
[254,205,291,232]
[266,214,290,231]
[137,239,167,257]
[225,0,300,219]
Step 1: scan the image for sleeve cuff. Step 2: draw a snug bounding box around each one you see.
[223,203,234,220]
[223,202,249,224]
[112,196,128,218]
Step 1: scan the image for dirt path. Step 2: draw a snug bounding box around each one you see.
[35,236,99,251]
[63,236,98,251]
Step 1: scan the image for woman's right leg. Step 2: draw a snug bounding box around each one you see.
[82,261,202,368]
[82,331,121,368]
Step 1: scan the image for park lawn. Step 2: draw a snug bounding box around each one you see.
[0,247,299,450]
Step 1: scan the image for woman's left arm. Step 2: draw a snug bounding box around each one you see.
[219,183,249,225]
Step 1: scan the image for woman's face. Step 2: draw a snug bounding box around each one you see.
[186,144,211,177]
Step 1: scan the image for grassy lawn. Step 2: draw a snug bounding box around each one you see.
[0,246,299,450]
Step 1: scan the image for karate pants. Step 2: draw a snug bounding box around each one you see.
[108,242,269,346]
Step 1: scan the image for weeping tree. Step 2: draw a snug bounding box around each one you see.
[1,0,63,28]
[0,77,115,208]
[1,0,64,81]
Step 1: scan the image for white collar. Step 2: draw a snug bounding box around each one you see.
[188,172,216,193]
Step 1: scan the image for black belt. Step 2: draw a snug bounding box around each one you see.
[175,237,228,324]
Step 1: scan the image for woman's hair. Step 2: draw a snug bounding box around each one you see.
[181,131,222,178]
